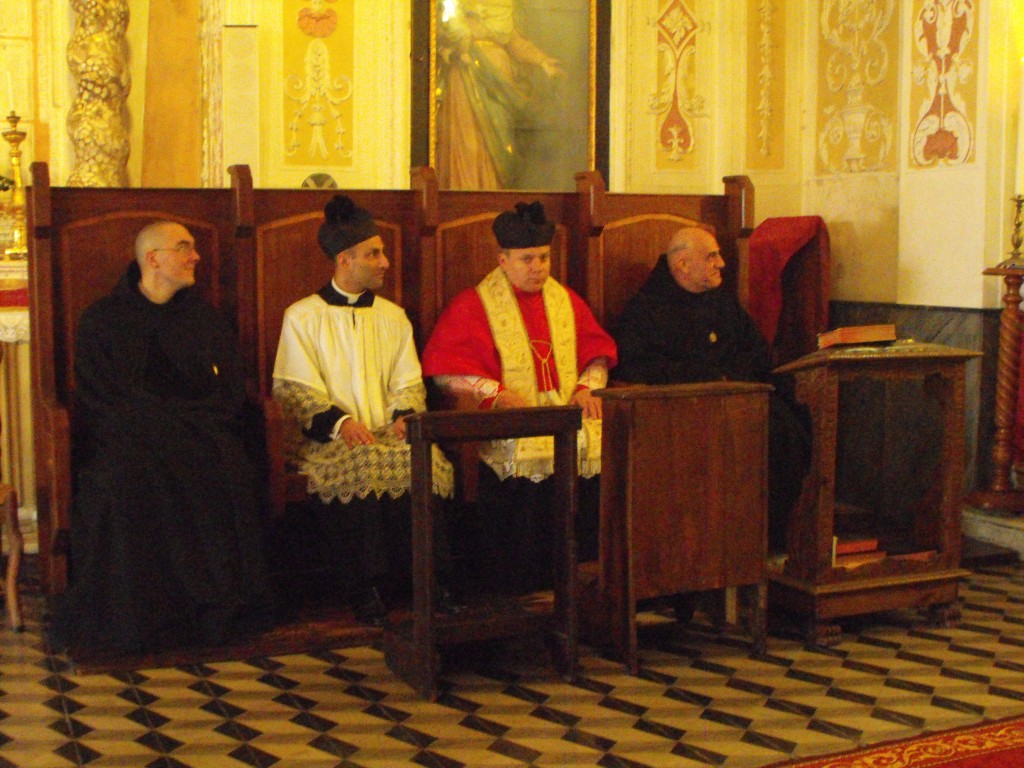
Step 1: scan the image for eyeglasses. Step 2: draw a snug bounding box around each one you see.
[152,243,196,255]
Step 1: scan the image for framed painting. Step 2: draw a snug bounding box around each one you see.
[425,0,600,191]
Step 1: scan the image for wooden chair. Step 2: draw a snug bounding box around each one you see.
[415,169,576,338]
[230,166,422,518]
[573,170,755,327]
[28,162,236,594]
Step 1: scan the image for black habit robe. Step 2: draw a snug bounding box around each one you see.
[611,254,811,550]
[48,263,275,655]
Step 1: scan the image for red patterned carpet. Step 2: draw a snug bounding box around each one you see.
[768,714,1024,767]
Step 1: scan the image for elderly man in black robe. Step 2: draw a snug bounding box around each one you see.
[48,220,275,656]
[611,226,811,552]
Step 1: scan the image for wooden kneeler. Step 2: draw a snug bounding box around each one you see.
[383,406,582,700]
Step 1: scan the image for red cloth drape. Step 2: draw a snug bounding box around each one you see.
[746,216,830,357]
[0,287,27,308]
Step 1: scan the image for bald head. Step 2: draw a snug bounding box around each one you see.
[666,227,724,293]
[135,221,184,265]
[133,220,200,304]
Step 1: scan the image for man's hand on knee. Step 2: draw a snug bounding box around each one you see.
[339,419,376,447]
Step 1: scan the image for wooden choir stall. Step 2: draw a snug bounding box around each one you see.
[27,163,830,692]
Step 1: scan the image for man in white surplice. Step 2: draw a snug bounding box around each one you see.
[272,194,455,626]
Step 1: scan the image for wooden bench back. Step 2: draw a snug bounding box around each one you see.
[413,167,580,343]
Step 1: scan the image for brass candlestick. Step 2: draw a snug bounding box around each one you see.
[1,111,27,260]
[1006,194,1024,267]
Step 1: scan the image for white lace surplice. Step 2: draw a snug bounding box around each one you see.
[273,294,453,503]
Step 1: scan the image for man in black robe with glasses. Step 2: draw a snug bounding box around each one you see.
[48,220,275,656]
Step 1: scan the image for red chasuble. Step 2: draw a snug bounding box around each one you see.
[422,283,617,395]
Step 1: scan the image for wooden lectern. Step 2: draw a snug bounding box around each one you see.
[769,342,979,644]
[586,382,771,673]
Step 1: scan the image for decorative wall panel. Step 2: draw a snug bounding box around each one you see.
[746,0,786,170]
[909,0,977,167]
[815,0,898,174]
[259,1,409,188]
[653,0,701,171]
[200,0,223,188]
[282,0,354,167]
[66,0,130,187]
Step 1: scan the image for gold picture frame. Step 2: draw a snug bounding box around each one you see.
[428,0,597,191]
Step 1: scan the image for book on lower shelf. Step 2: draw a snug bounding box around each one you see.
[834,536,879,556]
[817,324,897,349]
[834,550,887,569]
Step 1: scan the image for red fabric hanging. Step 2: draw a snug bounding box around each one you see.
[746,215,831,364]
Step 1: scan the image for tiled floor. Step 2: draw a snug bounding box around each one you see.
[4,564,1024,767]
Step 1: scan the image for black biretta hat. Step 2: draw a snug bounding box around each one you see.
[492,201,555,249]
[317,194,379,257]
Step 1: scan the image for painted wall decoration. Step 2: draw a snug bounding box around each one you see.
[909,0,976,167]
[746,0,786,170]
[816,0,898,174]
[653,0,701,170]
[283,0,354,167]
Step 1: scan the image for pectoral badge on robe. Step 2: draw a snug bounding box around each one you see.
[709,332,718,343]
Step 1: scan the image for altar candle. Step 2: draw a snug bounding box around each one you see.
[4,71,12,114]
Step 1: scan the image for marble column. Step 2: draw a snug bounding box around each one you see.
[66,0,130,187]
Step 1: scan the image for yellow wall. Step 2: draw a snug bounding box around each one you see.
[126,0,148,187]
[141,0,202,187]
[18,1,1024,308]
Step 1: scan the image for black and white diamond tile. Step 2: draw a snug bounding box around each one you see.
[5,566,1024,766]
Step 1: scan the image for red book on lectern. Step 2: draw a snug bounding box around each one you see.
[817,324,896,350]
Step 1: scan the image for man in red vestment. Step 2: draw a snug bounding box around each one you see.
[422,201,617,594]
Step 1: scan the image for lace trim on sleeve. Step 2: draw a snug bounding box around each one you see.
[577,359,609,390]
[389,381,427,419]
[273,379,335,431]
[433,374,501,405]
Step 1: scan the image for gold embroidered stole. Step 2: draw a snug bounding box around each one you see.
[476,268,601,480]
[477,268,577,404]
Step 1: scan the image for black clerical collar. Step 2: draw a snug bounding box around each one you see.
[318,282,376,307]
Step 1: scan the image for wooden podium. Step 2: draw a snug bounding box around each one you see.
[587,382,771,673]
[769,342,980,644]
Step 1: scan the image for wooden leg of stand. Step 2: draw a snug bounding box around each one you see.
[969,262,1024,511]
[2,485,22,632]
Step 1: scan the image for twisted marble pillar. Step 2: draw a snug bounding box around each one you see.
[66,0,130,187]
